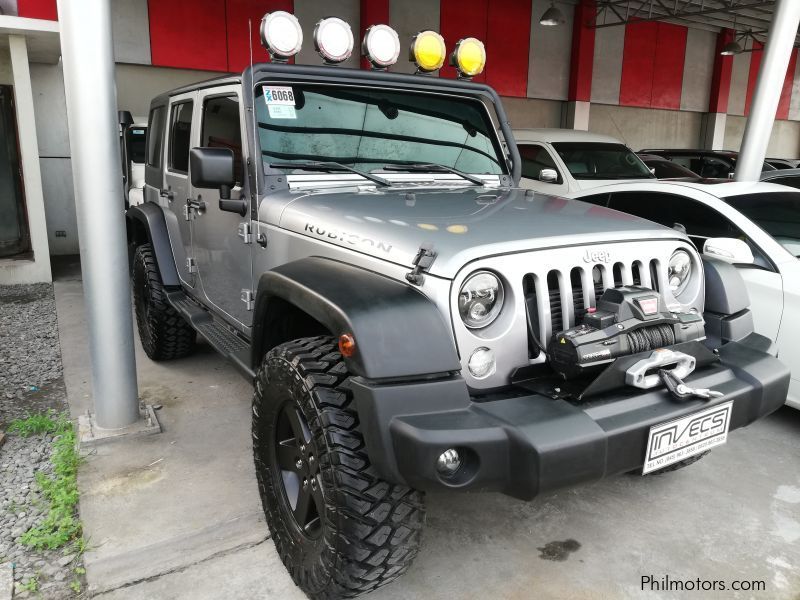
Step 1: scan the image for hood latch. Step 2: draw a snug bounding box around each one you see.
[406,243,436,286]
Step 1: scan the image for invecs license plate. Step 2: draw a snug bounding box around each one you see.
[642,401,733,474]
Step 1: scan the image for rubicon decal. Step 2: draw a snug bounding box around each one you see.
[304,223,393,253]
[642,401,732,474]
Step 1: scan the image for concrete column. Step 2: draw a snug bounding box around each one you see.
[6,35,52,284]
[566,0,595,130]
[736,0,800,181]
[562,100,590,130]
[58,0,140,429]
[702,112,727,150]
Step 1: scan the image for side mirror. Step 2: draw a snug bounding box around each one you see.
[190,147,235,197]
[649,167,656,176]
[539,168,559,183]
[703,238,754,265]
[118,110,133,128]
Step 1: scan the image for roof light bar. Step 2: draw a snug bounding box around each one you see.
[260,11,303,62]
[409,30,446,73]
[362,24,401,69]
[314,17,354,64]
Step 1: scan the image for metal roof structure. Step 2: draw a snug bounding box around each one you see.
[591,1,797,47]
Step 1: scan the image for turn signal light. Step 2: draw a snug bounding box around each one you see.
[338,333,356,358]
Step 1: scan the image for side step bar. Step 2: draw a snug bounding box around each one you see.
[166,290,255,380]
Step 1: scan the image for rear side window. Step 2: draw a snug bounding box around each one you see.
[168,101,193,173]
[201,95,243,185]
[146,107,166,168]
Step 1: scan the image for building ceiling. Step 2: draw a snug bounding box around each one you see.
[592,1,797,46]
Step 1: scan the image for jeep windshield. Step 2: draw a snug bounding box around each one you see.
[255,83,506,179]
[552,142,654,180]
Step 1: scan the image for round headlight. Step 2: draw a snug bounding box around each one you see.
[260,11,303,61]
[459,271,504,329]
[313,17,354,64]
[668,250,692,296]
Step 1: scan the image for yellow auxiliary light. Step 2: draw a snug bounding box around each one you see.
[410,30,446,73]
[451,37,486,79]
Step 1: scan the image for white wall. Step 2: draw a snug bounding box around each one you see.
[724,115,800,157]
[589,104,705,150]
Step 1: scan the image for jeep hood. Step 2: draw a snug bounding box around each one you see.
[272,186,684,278]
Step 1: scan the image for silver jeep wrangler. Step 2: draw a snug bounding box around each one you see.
[126,37,789,599]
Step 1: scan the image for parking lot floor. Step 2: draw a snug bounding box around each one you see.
[53,259,800,600]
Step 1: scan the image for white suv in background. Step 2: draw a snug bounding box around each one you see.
[572,179,800,409]
[515,129,654,195]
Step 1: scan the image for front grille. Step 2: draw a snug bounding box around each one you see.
[524,259,662,358]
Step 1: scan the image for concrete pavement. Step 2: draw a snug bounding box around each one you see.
[53,258,800,600]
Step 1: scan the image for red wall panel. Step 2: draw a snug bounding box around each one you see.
[16,0,57,20]
[568,0,596,103]
[650,23,686,110]
[620,21,687,110]
[439,0,488,83]
[708,29,734,113]
[485,0,531,97]
[226,0,294,73]
[619,21,657,107]
[148,0,229,72]
[776,48,798,121]
[360,0,391,70]
[744,41,763,116]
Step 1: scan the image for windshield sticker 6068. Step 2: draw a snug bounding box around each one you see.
[263,86,297,119]
[304,223,393,254]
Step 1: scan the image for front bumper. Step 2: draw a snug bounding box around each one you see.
[350,338,789,500]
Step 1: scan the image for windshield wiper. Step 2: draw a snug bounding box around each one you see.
[381,163,485,186]
[268,160,391,187]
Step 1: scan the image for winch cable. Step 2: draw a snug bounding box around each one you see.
[627,324,676,354]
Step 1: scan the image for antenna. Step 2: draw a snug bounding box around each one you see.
[249,18,262,234]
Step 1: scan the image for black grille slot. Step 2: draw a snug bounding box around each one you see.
[547,271,562,334]
[613,262,624,287]
[523,274,541,358]
[592,265,605,300]
[571,267,585,317]
[632,262,642,286]
[650,259,660,291]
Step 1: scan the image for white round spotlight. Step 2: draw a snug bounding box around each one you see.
[362,24,401,69]
[314,17,355,64]
[260,11,303,61]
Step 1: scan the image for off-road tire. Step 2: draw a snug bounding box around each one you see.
[252,336,425,599]
[132,243,195,360]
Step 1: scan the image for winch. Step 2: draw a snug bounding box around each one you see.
[547,286,705,380]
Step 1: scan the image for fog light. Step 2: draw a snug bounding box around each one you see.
[468,347,495,379]
[436,448,461,476]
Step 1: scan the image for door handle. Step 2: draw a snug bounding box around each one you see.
[160,188,174,201]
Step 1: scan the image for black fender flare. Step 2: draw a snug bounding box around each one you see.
[702,256,755,344]
[126,203,179,287]
[252,257,461,379]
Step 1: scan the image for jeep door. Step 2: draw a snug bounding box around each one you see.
[190,87,253,329]
[161,93,197,287]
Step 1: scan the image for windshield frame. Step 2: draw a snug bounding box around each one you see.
[253,79,510,182]
[552,141,655,180]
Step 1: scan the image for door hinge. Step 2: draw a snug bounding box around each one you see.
[238,221,253,244]
[183,203,191,221]
[241,289,255,311]
[186,257,198,274]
